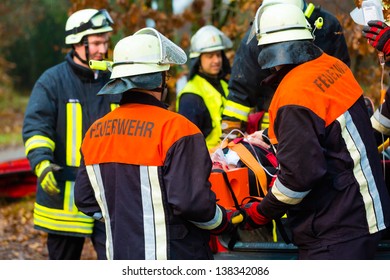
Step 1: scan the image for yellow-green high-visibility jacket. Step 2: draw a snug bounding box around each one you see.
[177,74,228,149]
[22,51,121,237]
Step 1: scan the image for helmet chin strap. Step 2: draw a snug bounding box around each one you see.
[73,50,88,66]
[73,37,89,66]
[161,85,168,101]
[161,72,168,101]
[150,72,168,101]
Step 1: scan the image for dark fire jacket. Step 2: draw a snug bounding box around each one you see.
[223,5,351,123]
[22,50,120,236]
[75,92,224,259]
[262,53,390,249]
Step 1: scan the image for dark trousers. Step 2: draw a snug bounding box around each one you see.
[298,232,382,260]
[47,221,106,260]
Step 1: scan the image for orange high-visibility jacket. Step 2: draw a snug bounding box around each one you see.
[75,92,224,260]
[263,53,390,248]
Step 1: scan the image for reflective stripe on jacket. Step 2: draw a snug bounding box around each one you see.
[22,51,121,236]
[76,92,223,259]
[262,53,390,248]
[371,86,390,135]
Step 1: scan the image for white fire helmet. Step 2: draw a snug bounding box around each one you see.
[261,0,305,10]
[110,27,187,79]
[189,25,233,58]
[254,3,313,46]
[65,9,114,45]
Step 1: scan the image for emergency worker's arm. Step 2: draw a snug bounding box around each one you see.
[362,20,390,58]
[163,131,228,232]
[177,93,212,137]
[22,72,58,171]
[74,158,103,220]
[223,29,273,123]
[259,105,327,219]
[371,87,390,135]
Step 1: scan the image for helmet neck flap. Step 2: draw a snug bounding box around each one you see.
[258,40,322,69]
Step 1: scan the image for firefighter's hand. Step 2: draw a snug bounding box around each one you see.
[211,207,240,235]
[35,160,62,195]
[362,20,390,55]
[239,202,271,230]
[226,208,245,225]
[221,118,244,140]
[245,130,270,149]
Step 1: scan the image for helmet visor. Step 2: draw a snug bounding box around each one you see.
[134,27,187,65]
[90,9,114,29]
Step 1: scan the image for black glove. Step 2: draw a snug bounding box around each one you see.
[362,20,390,55]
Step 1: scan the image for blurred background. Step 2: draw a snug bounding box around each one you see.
[0,0,386,149]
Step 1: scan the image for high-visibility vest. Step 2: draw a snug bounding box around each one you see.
[177,75,229,149]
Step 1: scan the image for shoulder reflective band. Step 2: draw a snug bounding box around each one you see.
[66,101,82,167]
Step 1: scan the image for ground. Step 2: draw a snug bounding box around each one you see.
[0,140,97,260]
[0,196,96,260]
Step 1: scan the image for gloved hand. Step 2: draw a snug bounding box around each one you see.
[362,20,390,55]
[35,160,62,195]
[239,202,271,230]
[221,118,245,140]
[210,206,242,235]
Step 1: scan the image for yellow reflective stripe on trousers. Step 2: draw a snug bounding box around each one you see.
[66,101,82,167]
[24,135,55,155]
[34,201,94,235]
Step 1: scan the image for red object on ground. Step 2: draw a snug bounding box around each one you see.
[0,158,36,198]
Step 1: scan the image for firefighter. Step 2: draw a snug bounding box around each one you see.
[22,9,121,259]
[74,28,235,260]
[176,25,232,149]
[222,0,351,138]
[363,20,390,210]
[238,3,390,259]
[363,20,390,135]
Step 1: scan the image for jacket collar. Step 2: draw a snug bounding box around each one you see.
[120,91,168,109]
[66,50,108,82]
